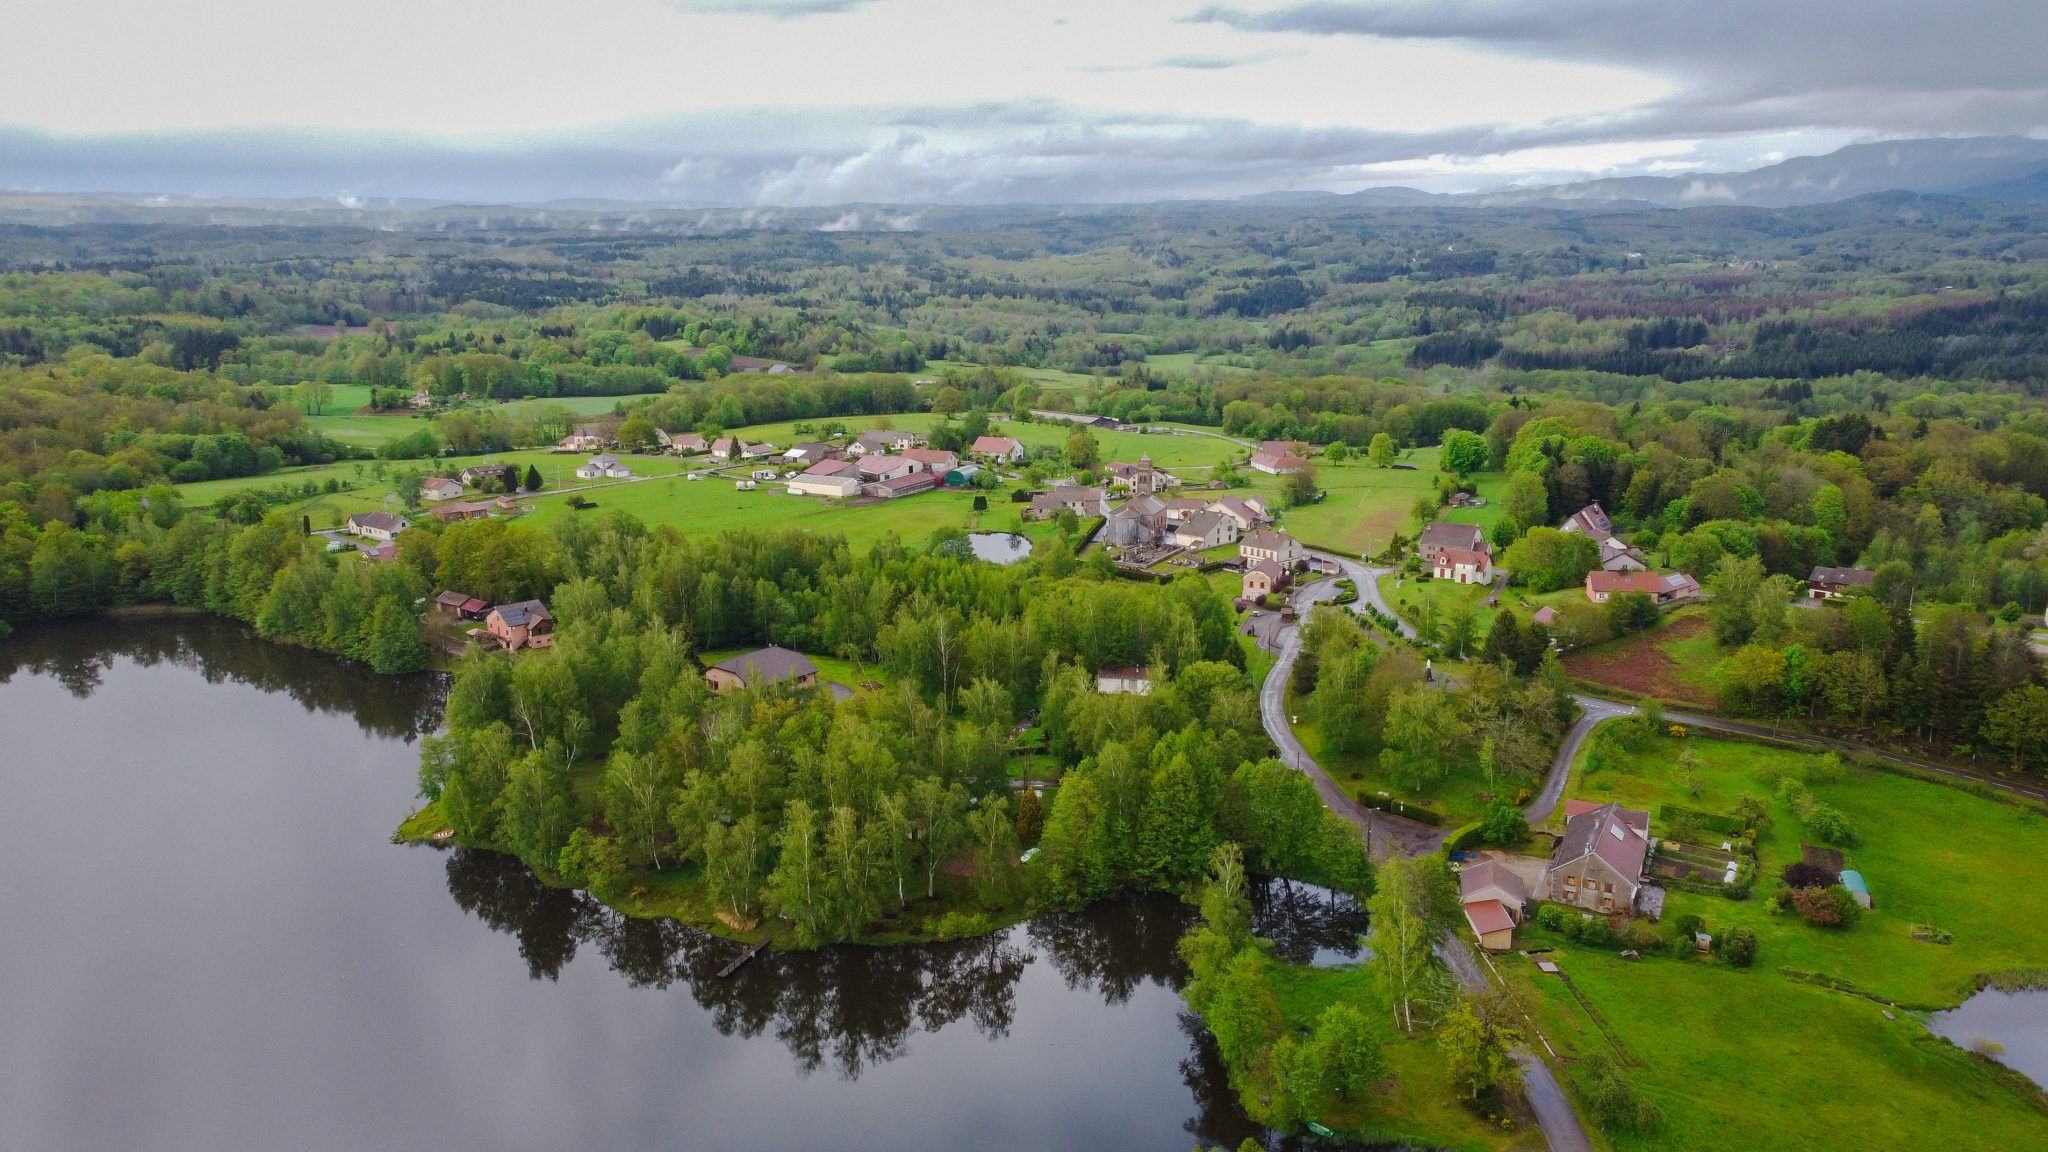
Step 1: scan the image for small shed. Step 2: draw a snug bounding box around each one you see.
[1839,870,1873,909]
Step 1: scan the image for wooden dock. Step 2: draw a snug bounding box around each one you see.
[717,936,770,979]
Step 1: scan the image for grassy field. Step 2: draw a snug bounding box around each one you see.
[1269,449,1506,557]
[1505,726,2048,1149]
[175,448,677,523]
[1563,609,1720,708]
[302,389,665,446]
[1290,704,1496,827]
[1264,960,1545,1150]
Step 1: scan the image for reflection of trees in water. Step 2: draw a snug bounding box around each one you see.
[442,848,1031,1079]
[0,616,445,740]
[1248,877,1369,967]
[1026,893,1192,1004]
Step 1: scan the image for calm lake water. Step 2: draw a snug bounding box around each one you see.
[965,531,1034,563]
[1928,987,2048,1090]
[0,616,1364,1152]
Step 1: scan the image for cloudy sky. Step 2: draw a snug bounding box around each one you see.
[0,0,2040,204]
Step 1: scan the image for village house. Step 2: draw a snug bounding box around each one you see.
[430,500,493,523]
[576,454,633,480]
[1095,665,1153,695]
[1417,521,1489,564]
[971,435,1026,464]
[458,465,513,490]
[669,432,709,456]
[433,591,490,621]
[1459,858,1529,951]
[1162,497,1211,524]
[558,426,608,453]
[1447,491,1486,509]
[410,390,434,409]
[710,437,738,460]
[788,458,862,498]
[1585,569,1701,604]
[485,600,555,651]
[1559,502,1616,538]
[360,542,398,562]
[345,511,409,542]
[1599,537,1650,572]
[783,442,841,466]
[1531,604,1557,627]
[1434,546,1492,585]
[1240,529,1305,567]
[704,645,820,691]
[902,448,958,474]
[1546,801,1654,915]
[871,471,938,499]
[1249,440,1308,475]
[419,477,464,502]
[738,441,777,460]
[494,494,522,515]
[1241,558,1286,600]
[1808,565,1876,600]
[852,429,924,456]
[1026,487,1111,520]
[1211,494,1270,531]
[1175,509,1240,551]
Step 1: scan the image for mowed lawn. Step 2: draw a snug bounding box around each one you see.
[1563,608,1721,708]
[720,412,1243,471]
[1513,727,2048,1149]
[304,390,665,446]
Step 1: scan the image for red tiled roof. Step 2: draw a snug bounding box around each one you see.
[1463,899,1515,936]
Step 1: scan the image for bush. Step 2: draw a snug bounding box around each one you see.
[1803,803,1856,845]
[1478,798,1529,846]
[1576,1053,1662,1134]
[1535,903,1568,932]
[1781,860,1839,890]
[1790,884,1861,928]
[1672,912,1705,939]
[1617,917,1662,951]
[1721,925,1759,967]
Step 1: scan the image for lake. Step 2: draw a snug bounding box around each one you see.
[0,617,1362,1152]
[1928,986,2048,1091]
[965,531,1034,563]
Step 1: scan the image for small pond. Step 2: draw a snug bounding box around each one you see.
[1928,987,2048,1090]
[966,531,1034,564]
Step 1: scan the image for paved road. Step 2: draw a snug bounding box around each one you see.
[1526,696,1636,826]
[1257,576,1444,858]
[1322,555,1416,638]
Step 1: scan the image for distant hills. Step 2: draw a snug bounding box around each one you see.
[1250,137,2048,210]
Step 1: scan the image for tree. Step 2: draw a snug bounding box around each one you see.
[1708,553,1768,647]
[703,815,766,923]
[1442,600,1476,659]
[1500,470,1547,536]
[1441,430,1489,476]
[1438,992,1523,1102]
[1575,1053,1661,1134]
[1985,685,2048,771]
[1367,855,1436,1033]
[1605,591,1659,634]
[910,777,968,899]
[365,595,427,673]
[296,379,333,416]
[1064,429,1100,470]
[523,464,543,492]
[1284,1001,1389,1118]
[1502,527,1599,592]
[1378,687,1469,791]
[767,799,826,945]
[1721,925,1758,967]
[1368,433,1398,468]
[616,411,659,452]
[1479,611,1521,669]
[1281,462,1319,507]
[1324,440,1351,463]
[967,794,1019,904]
[932,385,965,415]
